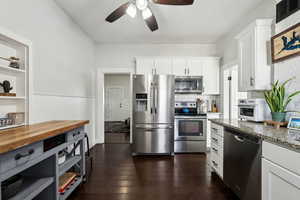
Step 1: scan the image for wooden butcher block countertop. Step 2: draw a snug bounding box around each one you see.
[0,120,89,154]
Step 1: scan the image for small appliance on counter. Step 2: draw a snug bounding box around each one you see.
[238,99,271,122]
[174,101,207,153]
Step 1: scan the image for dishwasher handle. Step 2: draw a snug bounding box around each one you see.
[234,135,244,143]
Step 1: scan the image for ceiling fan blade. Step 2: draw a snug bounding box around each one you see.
[152,0,194,5]
[145,14,159,32]
[105,2,130,23]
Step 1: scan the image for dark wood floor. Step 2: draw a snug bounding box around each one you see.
[69,144,238,200]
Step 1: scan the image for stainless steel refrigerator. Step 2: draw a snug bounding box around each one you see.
[132,74,175,155]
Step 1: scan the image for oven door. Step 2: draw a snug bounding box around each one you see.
[175,118,206,141]
[238,106,256,121]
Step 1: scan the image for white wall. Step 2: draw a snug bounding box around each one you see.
[96,44,217,69]
[274,10,300,114]
[104,74,130,121]
[216,0,276,65]
[0,0,96,145]
[217,0,300,117]
[216,0,276,114]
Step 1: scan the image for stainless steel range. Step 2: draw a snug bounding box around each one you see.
[174,101,207,153]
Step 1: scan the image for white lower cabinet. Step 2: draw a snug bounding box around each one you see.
[262,158,300,200]
[210,122,224,178]
[262,141,300,200]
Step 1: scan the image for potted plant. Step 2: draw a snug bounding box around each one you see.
[264,78,300,122]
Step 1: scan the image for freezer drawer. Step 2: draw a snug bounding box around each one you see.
[133,126,174,154]
[174,140,206,153]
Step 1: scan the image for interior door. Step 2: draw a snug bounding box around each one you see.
[105,87,128,121]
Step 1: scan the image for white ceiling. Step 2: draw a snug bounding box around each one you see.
[55,0,264,44]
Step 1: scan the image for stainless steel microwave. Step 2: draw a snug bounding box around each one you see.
[174,76,203,94]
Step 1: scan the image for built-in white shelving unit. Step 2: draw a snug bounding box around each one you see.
[0,27,30,130]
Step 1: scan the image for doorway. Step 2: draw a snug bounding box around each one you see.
[104,74,131,144]
[223,65,247,119]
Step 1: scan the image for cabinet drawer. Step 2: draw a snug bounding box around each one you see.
[211,142,221,156]
[263,141,300,176]
[211,132,223,147]
[67,127,85,143]
[0,142,43,174]
[211,151,220,170]
[211,123,224,137]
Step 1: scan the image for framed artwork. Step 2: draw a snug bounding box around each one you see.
[288,117,300,131]
[271,22,300,63]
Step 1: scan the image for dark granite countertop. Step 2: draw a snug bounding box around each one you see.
[209,119,300,151]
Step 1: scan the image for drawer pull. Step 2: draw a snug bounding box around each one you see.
[212,128,218,131]
[212,147,218,153]
[212,138,218,143]
[212,161,218,167]
[15,149,34,160]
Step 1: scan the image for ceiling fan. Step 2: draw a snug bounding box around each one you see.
[105,0,194,32]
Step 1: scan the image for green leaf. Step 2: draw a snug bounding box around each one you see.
[264,78,299,113]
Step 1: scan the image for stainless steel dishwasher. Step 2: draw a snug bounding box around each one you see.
[224,127,262,200]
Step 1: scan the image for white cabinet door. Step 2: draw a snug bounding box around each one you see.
[262,158,300,200]
[154,58,173,75]
[236,19,272,92]
[173,58,188,76]
[187,59,204,76]
[136,58,155,74]
[202,59,220,94]
[238,31,254,92]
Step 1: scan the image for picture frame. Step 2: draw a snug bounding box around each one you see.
[271,22,300,63]
[287,117,300,131]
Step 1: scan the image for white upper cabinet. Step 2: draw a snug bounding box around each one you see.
[173,58,204,76]
[136,57,155,74]
[136,57,172,75]
[154,57,173,75]
[173,58,188,76]
[202,59,220,95]
[235,19,273,92]
[135,56,220,94]
[187,58,204,76]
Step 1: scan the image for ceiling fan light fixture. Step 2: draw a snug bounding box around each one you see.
[136,0,148,10]
[142,7,152,19]
[126,3,137,18]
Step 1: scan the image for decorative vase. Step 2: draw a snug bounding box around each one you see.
[271,112,286,122]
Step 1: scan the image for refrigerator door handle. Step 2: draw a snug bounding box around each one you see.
[154,84,158,114]
[150,83,154,115]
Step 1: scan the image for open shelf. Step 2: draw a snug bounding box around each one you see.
[0,124,25,130]
[0,65,25,74]
[0,96,26,100]
[59,176,82,200]
[59,156,81,176]
[8,177,54,200]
